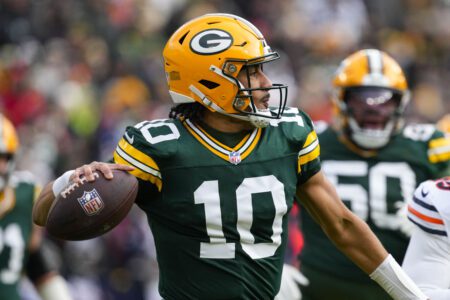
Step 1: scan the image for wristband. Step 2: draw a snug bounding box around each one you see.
[370,254,428,300]
[52,170,75,197]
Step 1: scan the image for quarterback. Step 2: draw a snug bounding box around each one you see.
[403,177,450,299]
[34,14,429,300]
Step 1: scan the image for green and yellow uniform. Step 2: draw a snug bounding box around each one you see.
[0,172,40,300]
[300,122,450,300]
[113,108,321,300]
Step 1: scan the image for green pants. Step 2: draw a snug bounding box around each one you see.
[300,265,392,300]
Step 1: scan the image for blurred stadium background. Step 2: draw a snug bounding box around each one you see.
[1,0,448,299]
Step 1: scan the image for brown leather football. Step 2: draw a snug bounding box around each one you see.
[46,169,138,240]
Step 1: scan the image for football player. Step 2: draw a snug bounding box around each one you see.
[286,49,450,300]
[0,114,72,300]
[402,177,450,299]
[33,14,429,300]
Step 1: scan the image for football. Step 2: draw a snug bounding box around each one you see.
[46,169,138,241]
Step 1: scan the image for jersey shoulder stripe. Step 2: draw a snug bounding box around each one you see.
[298,131,320,173]
[428,131,450,163]
[114,137,162,191]
[407,180,448,236]
[274,108,320,174]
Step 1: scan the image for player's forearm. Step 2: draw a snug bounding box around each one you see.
[328,211,387,274]
[32,182,56,226]
[327,213,428,299]
[298,171,387,273]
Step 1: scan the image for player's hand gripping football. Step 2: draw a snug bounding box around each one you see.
[71,162,134,183]
[275,264,309,300]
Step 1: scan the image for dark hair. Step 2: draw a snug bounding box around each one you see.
[169,102,205,123]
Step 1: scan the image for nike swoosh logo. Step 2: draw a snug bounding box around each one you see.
[124,132,134,144]
[421,188,429,198]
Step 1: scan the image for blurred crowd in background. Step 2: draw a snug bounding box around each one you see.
[1,0,449,299]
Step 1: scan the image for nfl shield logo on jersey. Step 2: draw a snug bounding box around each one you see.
[77,189,105,216]
[228,151,241,165]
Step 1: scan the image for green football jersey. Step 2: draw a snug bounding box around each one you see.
[113,107,321,300]
[301,122,450,283]
[0,172,39,300]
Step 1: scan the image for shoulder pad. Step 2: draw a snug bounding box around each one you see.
[269,108,320,175]
[312,120,329,135]
[124,119,181,158]
[10,170,37,187]
[269,107,316,143]
[407,179,450,238]
[402,123,436,142]
[402,124,450,164]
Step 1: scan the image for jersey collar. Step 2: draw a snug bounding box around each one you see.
[183,119,262,164]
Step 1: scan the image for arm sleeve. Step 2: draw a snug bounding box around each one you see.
[26,241,60,283]
[402,227,450,300]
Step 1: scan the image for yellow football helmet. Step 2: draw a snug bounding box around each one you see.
[0,114,18,190]
[333,49,410,149]
[163,13,287,127]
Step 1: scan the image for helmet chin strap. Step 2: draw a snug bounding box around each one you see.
[189,85,271,128]
[248,110,271,128]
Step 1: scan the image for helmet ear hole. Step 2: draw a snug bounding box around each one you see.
[199,80,220,89]
[178,31,189,45]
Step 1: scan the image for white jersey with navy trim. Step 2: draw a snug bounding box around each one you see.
[407,177,450,241]
[403,177,450,300]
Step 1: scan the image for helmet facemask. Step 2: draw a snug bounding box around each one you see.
[340,86,407,149]
[222,55,288,128]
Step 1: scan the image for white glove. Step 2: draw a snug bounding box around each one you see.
[395,201,414,237]
[275,264,309,300]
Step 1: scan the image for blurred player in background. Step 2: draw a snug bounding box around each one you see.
[402,177,450,299]
[0,114,72,300]
[34,15,429,300]
[281,49,450,300]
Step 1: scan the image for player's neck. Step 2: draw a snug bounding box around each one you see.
[202,109,254,133]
